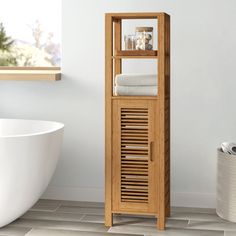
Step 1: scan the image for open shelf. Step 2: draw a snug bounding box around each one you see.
[113,50,158,59]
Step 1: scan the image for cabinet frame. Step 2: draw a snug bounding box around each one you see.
[105,12,170,230]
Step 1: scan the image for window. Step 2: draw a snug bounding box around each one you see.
[0,0,61,67]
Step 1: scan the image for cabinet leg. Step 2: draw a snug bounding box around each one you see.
[166,205,170,217]
[157,216,166,230]
[105,211,113,227]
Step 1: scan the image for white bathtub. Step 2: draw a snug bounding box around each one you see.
[0,119,64,227]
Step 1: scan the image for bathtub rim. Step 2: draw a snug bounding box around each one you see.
[0,119,64,138]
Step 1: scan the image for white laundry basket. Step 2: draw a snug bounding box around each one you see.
[216,148,236,222]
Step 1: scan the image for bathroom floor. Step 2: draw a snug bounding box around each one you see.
[0,200,235,235]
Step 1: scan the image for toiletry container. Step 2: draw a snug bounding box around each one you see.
[216,148,236,222]
[124,35,136,50]
[135,27,153,50]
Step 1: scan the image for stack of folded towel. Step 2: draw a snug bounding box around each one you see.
[114,74,157,96]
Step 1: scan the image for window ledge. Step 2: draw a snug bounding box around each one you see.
[0,69,61,81]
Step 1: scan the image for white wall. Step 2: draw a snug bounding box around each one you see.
[1,0,236,208]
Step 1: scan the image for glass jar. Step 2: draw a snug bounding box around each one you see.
[135,27,153,50]
[124,35,136,50]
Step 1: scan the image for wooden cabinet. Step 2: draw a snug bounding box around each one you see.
[105,13,170,230]
[112,100,158,214]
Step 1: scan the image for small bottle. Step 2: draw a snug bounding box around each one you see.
[135,27,153,50]
[124,35,136,50]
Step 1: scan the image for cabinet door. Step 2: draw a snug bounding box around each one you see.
[112,100,158,214]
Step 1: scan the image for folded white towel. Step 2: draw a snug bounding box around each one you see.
[115,74,157,86]
[115,86,157,96]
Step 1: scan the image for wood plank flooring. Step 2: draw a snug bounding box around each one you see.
[0,199,235,235]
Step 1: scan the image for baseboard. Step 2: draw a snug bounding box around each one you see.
[42,186,216,208]
[171,191,216,208]
[42,186,104,202]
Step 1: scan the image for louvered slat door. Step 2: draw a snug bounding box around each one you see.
[121,107,149,203]
[112,100,158,214]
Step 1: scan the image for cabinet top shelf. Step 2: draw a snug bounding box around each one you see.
[106,12,169,20]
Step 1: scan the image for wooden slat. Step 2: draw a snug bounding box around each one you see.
[122,122,148,125]
[121,135,148,138]
[121,157,148,161]
[119,199,148,203]
[122,195,148,199]
[122,168,148,171]
[121,162,148,166]
[122,164,148,167]
[122,189,148,193]
[122,192,148,196]
[121,170,148,174]
[122,116,148,119]
[122,180,148,183]
[122,144,148,148]
[121,147,148,150]
[121,142,148,145]
[122,177,148,181]
[122,184,148,188]
[122,119,148,122]
[122,184,148,187]
[121,109,148,112]
[121,175,148,179]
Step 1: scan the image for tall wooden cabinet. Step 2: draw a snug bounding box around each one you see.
[105,13,170,230]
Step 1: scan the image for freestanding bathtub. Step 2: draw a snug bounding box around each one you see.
[0,119,64,227]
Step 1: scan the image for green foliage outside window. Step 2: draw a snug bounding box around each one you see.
[0,22,17,66]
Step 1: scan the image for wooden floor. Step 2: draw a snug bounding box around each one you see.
[0,199,235,235]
